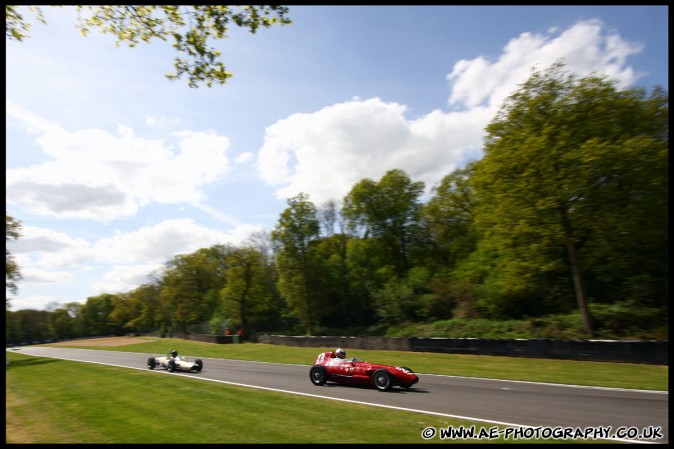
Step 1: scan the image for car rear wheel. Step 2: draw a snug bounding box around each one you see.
[372,369,393,392]
[167,359,177,372]
[147,357,156,370]
[194,359,203,372]
[310,366,328,386]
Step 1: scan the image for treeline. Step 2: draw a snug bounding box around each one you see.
[6,63,668,345]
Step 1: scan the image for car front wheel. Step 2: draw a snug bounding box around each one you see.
[194,359,203,372]
[167,359,176,372]
[310,366,328,386]
[372,369,393,392]
[147,357,156,370]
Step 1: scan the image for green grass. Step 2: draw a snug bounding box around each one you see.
[5,338,668,444]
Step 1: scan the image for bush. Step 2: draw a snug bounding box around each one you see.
[376,310,667,340]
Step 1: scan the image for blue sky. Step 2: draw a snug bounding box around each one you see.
[6,5,669,312]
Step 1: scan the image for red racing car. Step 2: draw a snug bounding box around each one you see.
[309,350,419,392]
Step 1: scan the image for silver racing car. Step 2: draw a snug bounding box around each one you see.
[147,349,203,372]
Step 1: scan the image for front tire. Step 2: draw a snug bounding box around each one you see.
[147,357,156,370]
[167,359,177,372]
[372,369,393,392]
[193,359,203,372]
[310,366,328,386]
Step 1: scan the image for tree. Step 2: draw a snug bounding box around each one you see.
[422,163,478,271]
[160,245,233,333]
[79,293,116,337]
[471,61,668,337]
[343,169,425,277]
[6,212,23,307]
[6,5,292,88]
[421,164,480,320]
[272,193,325,335]
[126,281,164,335]
[220,246,276,338]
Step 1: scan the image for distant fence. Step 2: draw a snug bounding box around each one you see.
[254,335,668,365]
[173,333,241,344]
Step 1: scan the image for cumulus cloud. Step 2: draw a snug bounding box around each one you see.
[6,121,232,221]
[8,219,270,305]
[8,295,64,313]
[92,218,233,264]
[256,19,645,206]
[90,264,164,295]
[447,19,644,110]
[8,226,94,268]
[20,267,73,285]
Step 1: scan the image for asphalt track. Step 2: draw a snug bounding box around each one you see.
[10,346,668,444]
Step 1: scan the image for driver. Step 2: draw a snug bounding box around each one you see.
[169,349,178,360]
[335,348,348,362]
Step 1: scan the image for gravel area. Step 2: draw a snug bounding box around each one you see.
[46,336,158,347]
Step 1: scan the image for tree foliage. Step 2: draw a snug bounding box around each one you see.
[471,61,668,336]
[272,193,326,335]
[421,163,478,271]
[343,169,425,277]
[6,5,292,88]
[220,246,277,336]
[160,245,233,333]
[6,212,23,306]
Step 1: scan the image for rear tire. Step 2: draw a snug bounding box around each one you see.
[372,369,393,392]
[310,366,328,386]
[194,359,203,372]
[147,357,156,370]
[167,359,177,372]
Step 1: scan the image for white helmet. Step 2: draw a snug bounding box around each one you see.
[335,348,346,359]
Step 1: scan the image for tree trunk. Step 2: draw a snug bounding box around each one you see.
[559,207,593,337]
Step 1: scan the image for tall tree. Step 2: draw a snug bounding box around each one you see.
[160,244,232,333]
[6,212,23,308]
[79,293,116,337]
[343,169,425,278]
[6,5,291,88]
[422,163,478,271]
[125,280,164,335]
[220,246,276,338]
[471,61,668,337]
[272,193,325,335]
[420,164,480,320]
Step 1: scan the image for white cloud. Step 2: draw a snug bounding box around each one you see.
[8,226,94,268]
[20,267,74,285]
[8,295,64,313]
[6,98,67,135]
[256,96,490,205]
[447,19,644,110]
[6,117,232,221]
[91,218,263,265]
[235,152,254,164]
[91,264,163,295]
[256,19,646,206]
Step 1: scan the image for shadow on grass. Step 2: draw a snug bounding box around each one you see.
[6,357,62,369]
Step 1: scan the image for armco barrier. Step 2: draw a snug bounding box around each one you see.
[407,338,668,364]
[173,333,240,344]
[255,335,667,365]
